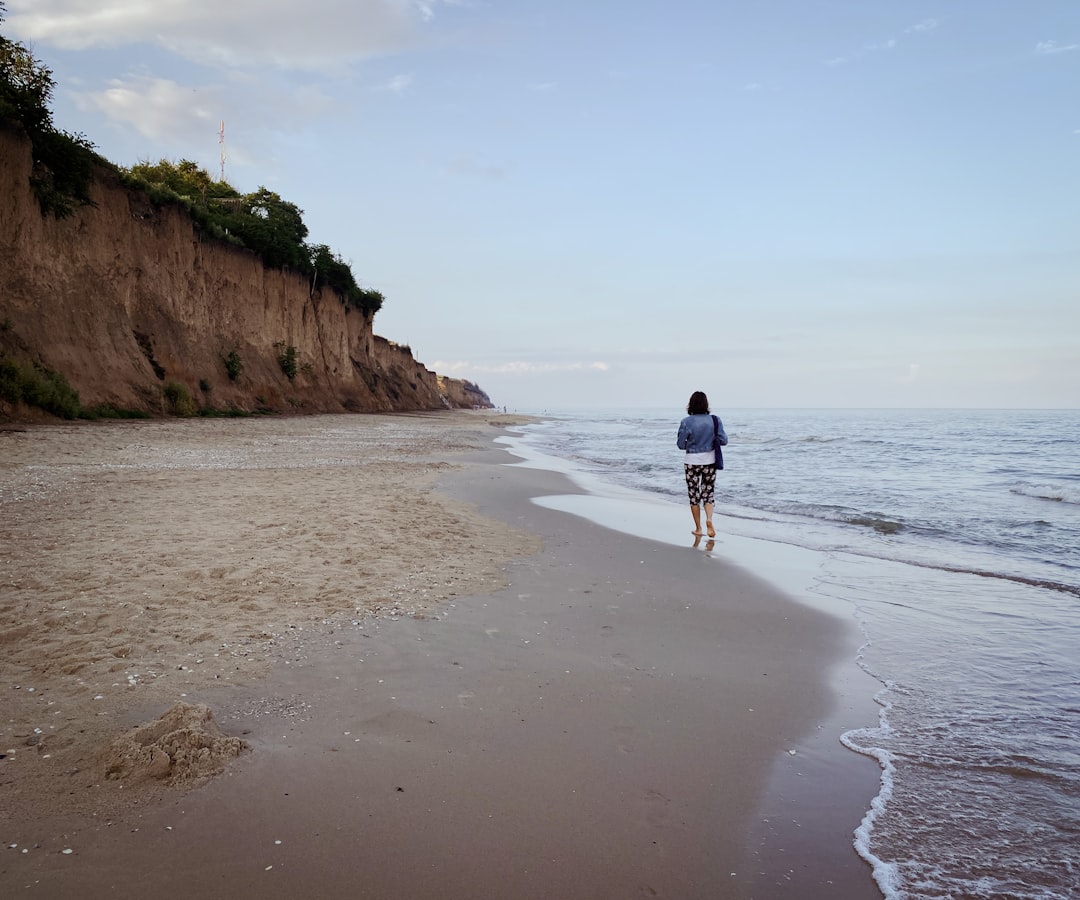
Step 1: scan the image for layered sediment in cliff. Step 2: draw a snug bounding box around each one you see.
[0,125,490,418]
[437,376,494,409]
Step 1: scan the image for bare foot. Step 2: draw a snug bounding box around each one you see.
[706,522,716,538]
[691,529,704,536]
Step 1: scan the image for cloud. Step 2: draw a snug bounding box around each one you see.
[1035,40,1079,56]
[5,0,461,72]
[372,73,413,93]
[433,360,610,375]
[73,76,224,142]
[905,19,939,34]
[741,81,781,94]
[71,73,333,148]
[898,363,921,384]
[826,19,936,66]
[441,154,507,179]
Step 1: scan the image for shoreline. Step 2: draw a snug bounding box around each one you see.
[501,431,885,893]
[1,413,880,898]
[450,438,883,897]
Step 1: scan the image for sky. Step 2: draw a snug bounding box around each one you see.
[5,0,1079,410]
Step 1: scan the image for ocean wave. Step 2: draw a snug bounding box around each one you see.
[900,559,1080,599]
[847,515,905,535]
[1011,482,1080,505]
[728,435,782,445]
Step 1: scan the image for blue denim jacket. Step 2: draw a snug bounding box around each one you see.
[677,413,728,454]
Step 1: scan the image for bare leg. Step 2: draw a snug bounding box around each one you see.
[690,504,703,536]
[705,502,715,538]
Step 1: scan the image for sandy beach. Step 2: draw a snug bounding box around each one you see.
[0,412,880,898]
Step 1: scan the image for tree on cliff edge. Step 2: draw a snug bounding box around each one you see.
[0,2,50,133]
[218,188,311,272]
[129,158,384,315]
[128,157,239,204]
[0,2,99,217]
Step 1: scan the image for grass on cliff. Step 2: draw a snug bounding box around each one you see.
[0,353,278,421]
[0,353,81,418]
[0,353,164,420]
[163,380,197,416]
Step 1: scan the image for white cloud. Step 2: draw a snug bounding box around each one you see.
[74,76,223,142]
[372,74,413,93]
[829,19,936,67]
[5,0,460,72]
[72,73,333,149]
[433,360,610,375]
[1035,40,1079,56]
[905,19,939,34]
[898,363,921,384]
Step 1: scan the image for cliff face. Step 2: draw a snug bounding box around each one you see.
[437,375,494,410]
[0,125,490,417]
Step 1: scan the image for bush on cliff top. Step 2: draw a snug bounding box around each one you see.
[121,160,383,316]
[1,6,382,315]
[0,2,101,217]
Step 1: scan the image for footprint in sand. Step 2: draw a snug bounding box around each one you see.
[642,788,673,830]
[614,724,635,755]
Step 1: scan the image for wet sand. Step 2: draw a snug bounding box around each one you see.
[0,413,880,898]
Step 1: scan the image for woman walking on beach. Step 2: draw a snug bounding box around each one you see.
[677,391,728,537]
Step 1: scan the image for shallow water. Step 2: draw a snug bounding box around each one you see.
[510,408,1080,900]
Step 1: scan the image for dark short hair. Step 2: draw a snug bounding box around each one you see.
[687,391,709,415]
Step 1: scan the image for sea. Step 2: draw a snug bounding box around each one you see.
[500,408,1079,900]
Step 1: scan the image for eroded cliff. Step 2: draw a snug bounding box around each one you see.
[0,125,490,418]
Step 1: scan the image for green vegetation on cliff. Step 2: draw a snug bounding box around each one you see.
[0,3,383,316]
[0,352,81,418]
[120,161,384,316]
[0,2,99,217]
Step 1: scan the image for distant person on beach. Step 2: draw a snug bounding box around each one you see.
[677,391,728,538]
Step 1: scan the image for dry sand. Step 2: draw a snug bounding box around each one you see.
[0,412,880,899]
[0,413,538,815]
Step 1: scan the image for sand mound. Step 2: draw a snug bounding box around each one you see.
[102,702,249,785]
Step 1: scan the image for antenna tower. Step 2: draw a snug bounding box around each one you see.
[219,120,226,182]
